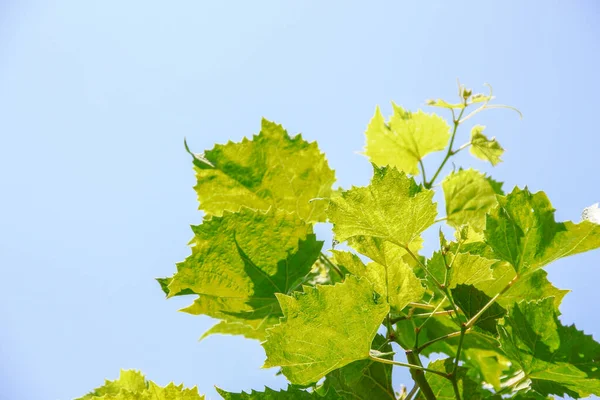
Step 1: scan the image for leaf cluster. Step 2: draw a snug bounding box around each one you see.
[77,84,600,399]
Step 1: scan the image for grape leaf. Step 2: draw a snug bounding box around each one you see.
[364,104,450,175]
[199,320,264,341]
[442,169,503,231]
[190,118,335,222]
[160,208,321,340]
[333,250,425,312]
[451,284,506,334]
[262,276,389,385]
[499,299,600,398]
[323,334,395,400]
[464,349,512,392]
[216,386,339,399]
[327,165,437,248]
[469,125,504,166]
[76,370,204,400]
[426,98,466,109]
[346,235,424,272]
[484,187,600,274]
[420,358,494,400]
[474,261,568,311]
[426,251,495,289]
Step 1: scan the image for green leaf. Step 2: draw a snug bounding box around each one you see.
[262,276,390,385]
[216,386,335,399]
[464,349,511,392]
[191,118,336,222]
[469,125,504,166]
[420,358,494,399]
[442,169,503,231]
[333,250,425,312]
[499,298,600,398]
[323,334,395,400]
[364,104,450,175]
[328,165,437,248]
[474,261,568,311]
[76,370,204,400]
[426,251,495,289]
[451,284,506,334]
[199,320,264,341]
[485,187,600,274]
[162,208,321,340]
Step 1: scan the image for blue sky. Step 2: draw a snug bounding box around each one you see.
[1,1,599,399]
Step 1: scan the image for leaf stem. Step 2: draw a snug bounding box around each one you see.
[416,330,465,353]
[368,353,448,379]
[453,325,467,374]
[419,159,428,186]
[390,310,456,324]
[408,302,436,310]
[319,252,344,280]
[465,274,519,329]
[401,245,443,289]
[425,106,467,189]
[459,104,523,124]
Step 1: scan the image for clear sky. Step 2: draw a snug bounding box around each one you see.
[1,1,599,399]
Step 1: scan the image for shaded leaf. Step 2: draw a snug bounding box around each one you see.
[216,385,339,399]
[499,299,600,398]
[323,334,395,400]
[451,284,506,334]
[485,187,600,274]
[419,358,495,399]
[161,208,321,340]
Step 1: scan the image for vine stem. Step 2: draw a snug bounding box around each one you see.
[368,353,448,379]
[424,106,467,189]
[451,379,462,400]
[390,309,456,324]
[406,352,437,400]
[405,384,418,400]
[419,159,428,186]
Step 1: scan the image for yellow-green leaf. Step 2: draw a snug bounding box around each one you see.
[262,276,389,385]
[76,370,204,400]
[442,169,503,231]
[364,104,450,175]
[333,250,425,312]
[426,251,495,289]
[328,166,437,248]
[470,125,504,166]
[161,208,321,340]
[191,119,336,222]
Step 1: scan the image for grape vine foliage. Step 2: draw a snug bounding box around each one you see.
[77,84,600,400]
